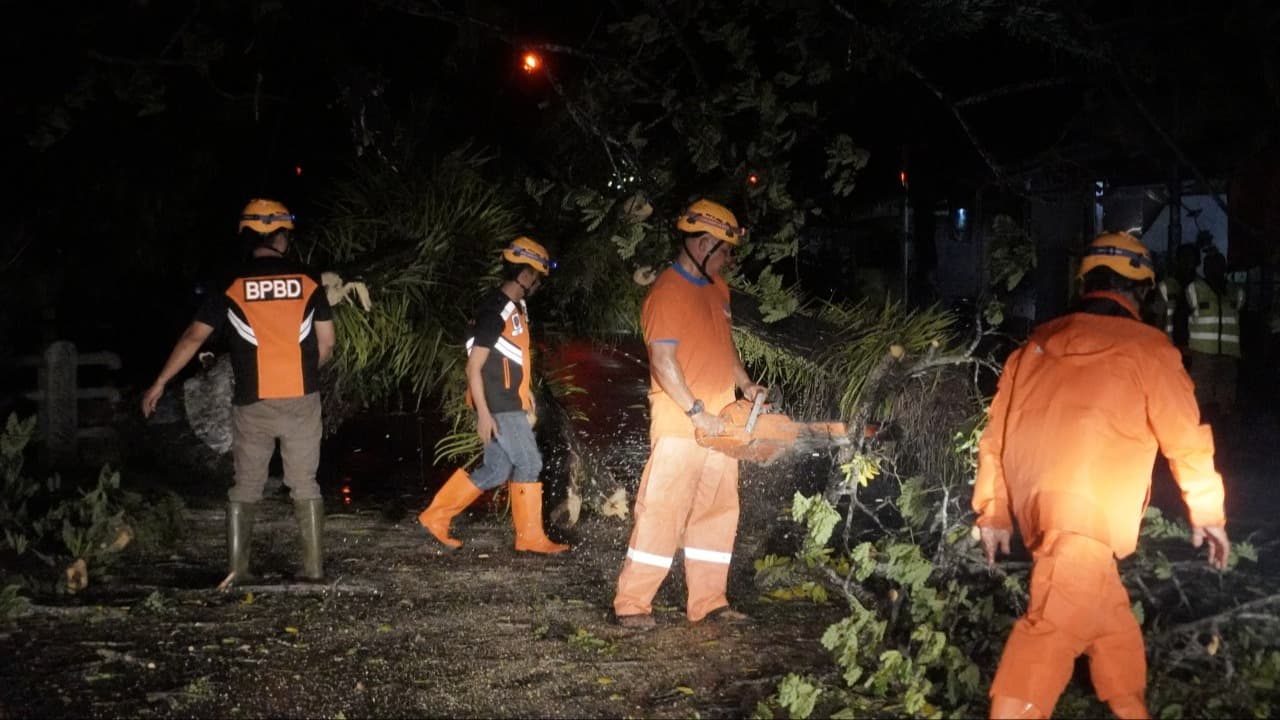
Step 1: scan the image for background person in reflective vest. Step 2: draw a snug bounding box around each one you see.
[142,198,336,584]
[973,232,1229,720]
[612,198,765,630]
[416,236,569,555]
[1186,249,1244,417]
[1156,243,1200,359]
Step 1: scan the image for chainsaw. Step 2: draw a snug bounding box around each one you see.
[694,392,850,465]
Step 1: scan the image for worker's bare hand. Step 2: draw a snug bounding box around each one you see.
[740,383,767,402]
[980,526,1012,567]
[141,383,165,418]
[1191,525,1231,570]
[692,411,726,437]
[476,412,499,445]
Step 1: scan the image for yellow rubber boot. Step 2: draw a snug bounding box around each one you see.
[989,696,1047,719]
[418,469,483,549]
[511,482,569,554]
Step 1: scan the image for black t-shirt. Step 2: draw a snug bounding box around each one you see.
[195,256,332,405]
[466,289,531,413]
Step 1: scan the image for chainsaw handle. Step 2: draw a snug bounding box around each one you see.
[743,390,768,434]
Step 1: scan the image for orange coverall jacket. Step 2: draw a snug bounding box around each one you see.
[972,294,1225,557]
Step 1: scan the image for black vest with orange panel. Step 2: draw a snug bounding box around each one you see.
[465,289,533,413]
[198,256,332,405]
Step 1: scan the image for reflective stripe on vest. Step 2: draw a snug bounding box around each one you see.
[1160,279,1177,336]
[1187,279,1241,357]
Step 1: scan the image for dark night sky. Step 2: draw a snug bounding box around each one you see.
[2,0,1276,380]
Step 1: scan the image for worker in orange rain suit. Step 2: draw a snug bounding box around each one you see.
[972,232,1231,720]
[612,198,766,630]
[416,236,569,554]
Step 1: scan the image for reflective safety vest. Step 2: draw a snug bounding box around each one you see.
[1159,277,1181,337]
[1187,279,1243,357]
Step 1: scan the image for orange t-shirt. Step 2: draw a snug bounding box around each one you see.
[642,264,739,440]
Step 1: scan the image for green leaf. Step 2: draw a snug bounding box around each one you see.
[883,543,933,591]
[791,493,840,551]
[774,71,802,88]
[823,134,869,197]
[1233,541,1258,563]
[776,673,821,719]
[523,177,556,202]
[625,122,648,151]
[755,266,801,323]
[851,542,875,582]
[897,476,929,528]
[912,624,947,666]
[983,300,1005,327]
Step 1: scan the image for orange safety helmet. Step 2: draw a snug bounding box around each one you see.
[502,236,555,275]
[239,198,295,234]
[676,199,746,245]
[1079,232,1155,283]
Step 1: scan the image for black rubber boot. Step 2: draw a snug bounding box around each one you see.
[295,498,325,581]
[227,502,256,584]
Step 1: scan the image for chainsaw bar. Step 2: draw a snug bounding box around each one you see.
[695,398,849,465]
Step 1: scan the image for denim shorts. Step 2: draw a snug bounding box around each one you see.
[469,411,543,490]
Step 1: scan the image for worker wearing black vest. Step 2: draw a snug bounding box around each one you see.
[143,199,335,585]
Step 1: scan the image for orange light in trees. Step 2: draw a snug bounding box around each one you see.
[899,171,908,189]
[748,172,760,185]
[522,52,541,73]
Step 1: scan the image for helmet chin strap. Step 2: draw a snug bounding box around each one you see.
[515,271,542,297]
[682,237,724,282]
[254,237,288,258]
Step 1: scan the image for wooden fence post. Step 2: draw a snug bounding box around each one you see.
[39,340,78,467]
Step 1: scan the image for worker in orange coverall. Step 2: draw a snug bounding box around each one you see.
[973,232,1231,719]
[612,198,765,630]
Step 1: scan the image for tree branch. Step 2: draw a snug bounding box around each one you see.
[1,235,32,276]
[1059,1,1250,232]
[826,0,1015,192]
[643,0,705,87]
[1154,592,1280,641]
[85,49,290,105]
[954,78,1073,108]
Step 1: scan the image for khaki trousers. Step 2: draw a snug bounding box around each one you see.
[229,393,323,503]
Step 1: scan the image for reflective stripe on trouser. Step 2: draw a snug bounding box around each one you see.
[230,393,323,503]
[991,531,1146,713]
[613,437,739,621]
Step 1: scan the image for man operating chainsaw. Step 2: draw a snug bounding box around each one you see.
[612,198,765,629]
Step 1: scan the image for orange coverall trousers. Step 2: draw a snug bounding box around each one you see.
[614,437,739,622]
[991,531,1147,713]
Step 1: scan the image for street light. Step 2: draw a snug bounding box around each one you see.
[522,51,541,73]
